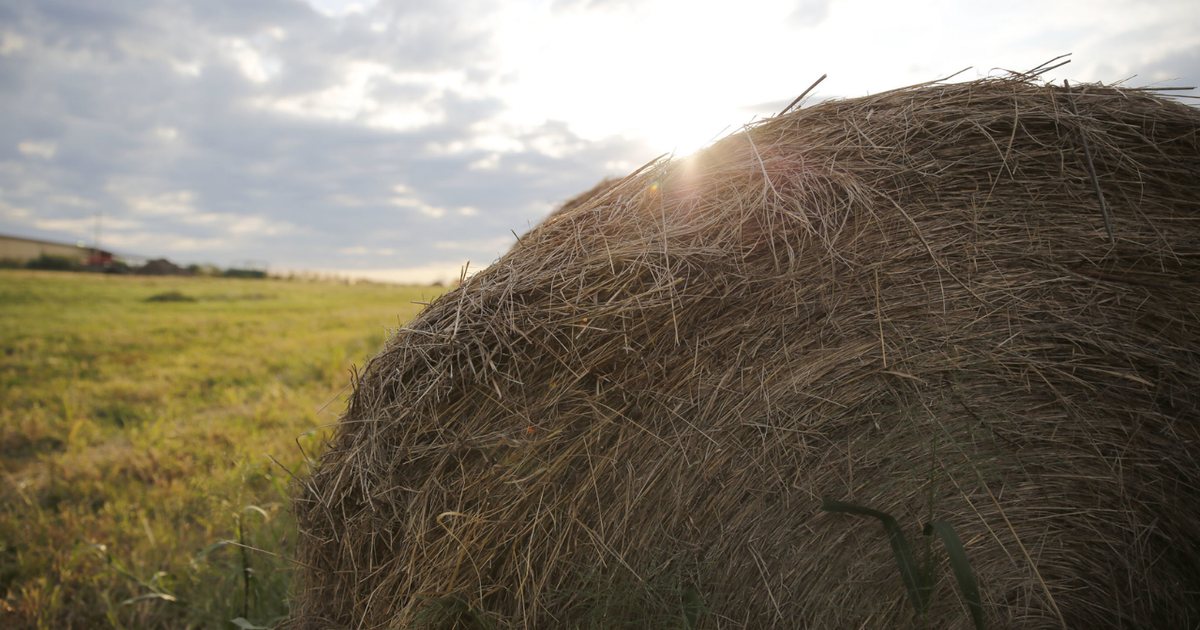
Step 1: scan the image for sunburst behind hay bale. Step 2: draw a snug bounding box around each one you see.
[288,75,1200,629]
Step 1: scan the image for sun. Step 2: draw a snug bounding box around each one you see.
[491,2,787,160]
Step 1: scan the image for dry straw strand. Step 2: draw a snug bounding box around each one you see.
[289,73,1200,630]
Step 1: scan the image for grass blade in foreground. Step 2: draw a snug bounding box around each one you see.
[682,586,702,629]
[821,499,926,615]
[924,521,984,630]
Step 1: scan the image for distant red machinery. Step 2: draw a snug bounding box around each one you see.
[86,251,114,266]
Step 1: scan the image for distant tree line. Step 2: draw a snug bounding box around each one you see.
[1,253,87,271]
[0,254,266,278]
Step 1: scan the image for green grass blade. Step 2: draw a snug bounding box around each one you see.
[119,593,177,606]
[242,505,270,521]
[682,586,702,629]
[925,521,984,630]
[193,540,234,565]
[229,617,268,629]
[822,499,926,615]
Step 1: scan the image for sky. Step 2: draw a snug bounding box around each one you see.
[1,0,1197,284]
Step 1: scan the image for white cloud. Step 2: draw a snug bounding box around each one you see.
[34,217,142,232]
[97,180,293,245]
[388,184,454,218]
[318,261,474,285]
[175,211,294,237]
[367,106,446,132]
[390,198,444,218]
[18,141,57,160]
[790,0,833,27]
[4,0,1197,278]
[0,177,53,216]
[228,215,292,236]
[468,154,501,170]
[423,140,468,156]
[98,231,229,253]
[527,131,585,159]
[432,235,513,251]
[221,37,281,83]
[168,58,203,77]
[252,63,470,132]
[340,246,397,256]
[108,184,198,216]
[0,196,30,220]
[0,32,26,56]
[486,0,1200,157]
[305,0,379,18]
[49,194,97,208]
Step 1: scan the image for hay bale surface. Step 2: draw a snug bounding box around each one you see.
[291,76,1200,629]
[547,176,623,220]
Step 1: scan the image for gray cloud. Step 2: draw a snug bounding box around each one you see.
[0,0,656,275]
[1115,39,1200,98]
[16,0,1186,282]
[1154,46,1200,97]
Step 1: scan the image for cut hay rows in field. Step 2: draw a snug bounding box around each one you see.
[289,75,1200,629]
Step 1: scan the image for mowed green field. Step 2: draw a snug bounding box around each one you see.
[0,270,444,629]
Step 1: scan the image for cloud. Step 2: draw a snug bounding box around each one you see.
[97,230,231,253]
[339,245,395,255]
[0,0,651,267]
[0,32,27,56]
[549,0,641,14]
[34,216,141,232]
[220,36,282,83]
[432,235,511,251]
[17,140,56,159]
[789,0,832,27]
[3,0,1193,274]
[305,0,380,19]
[1111,34,1200,97]
[316,261,475,285]
[106,184,199,217]
[0,195,31,220]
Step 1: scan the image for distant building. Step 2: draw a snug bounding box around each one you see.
[0,233,114,265]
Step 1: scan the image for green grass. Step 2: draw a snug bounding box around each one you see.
[821,499,984,630]
[0,269,444,629]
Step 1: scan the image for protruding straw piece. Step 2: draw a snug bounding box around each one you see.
[1064,79,1115,243]
[781,74,828,115]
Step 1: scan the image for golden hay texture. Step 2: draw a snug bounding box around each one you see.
[289,76,1200,629]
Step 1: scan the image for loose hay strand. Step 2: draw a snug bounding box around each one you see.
[289,74,1200,630]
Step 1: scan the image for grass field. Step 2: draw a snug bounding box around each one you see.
[0,269,444,629]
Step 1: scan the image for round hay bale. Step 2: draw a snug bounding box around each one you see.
[289,76,1200,629]
[547,176,624,221]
